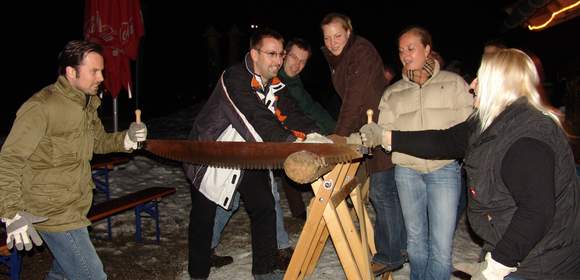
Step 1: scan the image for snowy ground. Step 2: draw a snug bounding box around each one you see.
[104,105,482,279]
[100,155,481,280]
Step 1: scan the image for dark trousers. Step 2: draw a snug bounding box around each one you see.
[188,170,278,278]
[369,168,407,267]
[280,176,308,218]
[456,167,468,226]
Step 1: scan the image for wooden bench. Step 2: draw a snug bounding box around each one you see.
[91,156,131,170]
[0,187,175,280]
[91,155,131,239]
[88,187,176,243]
[0,156,151,279]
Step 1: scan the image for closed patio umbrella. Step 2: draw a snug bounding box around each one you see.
[84,0,144,131]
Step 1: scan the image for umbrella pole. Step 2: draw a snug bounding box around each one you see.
[113,97,118,132]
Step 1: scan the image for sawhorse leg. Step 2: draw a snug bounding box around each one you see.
[284,162,375,280]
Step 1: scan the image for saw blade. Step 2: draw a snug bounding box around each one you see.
[144,139,363,169]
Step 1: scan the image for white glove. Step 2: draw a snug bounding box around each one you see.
[359,122,387,148]
[455,252,517,280]
[124,122,147,150]
[2,211,47,251]
[345,133,363,145]
[295,133,333,144]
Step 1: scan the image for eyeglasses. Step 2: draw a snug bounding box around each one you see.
[255,49,286,59]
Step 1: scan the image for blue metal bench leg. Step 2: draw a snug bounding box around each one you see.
[135,201,161,244]
[92,168,113,240]
[154,202,160,243]
[104,171,112,240]
[10,249,21,280]
[135,206,142,243]
[102,169,112,240]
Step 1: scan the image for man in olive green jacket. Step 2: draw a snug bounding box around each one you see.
[0,40,147,280]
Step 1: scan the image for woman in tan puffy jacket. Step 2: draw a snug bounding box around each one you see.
[378,26,473,280]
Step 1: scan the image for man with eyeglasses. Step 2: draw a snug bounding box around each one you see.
[184,28,322,280]
[207,38,337,272]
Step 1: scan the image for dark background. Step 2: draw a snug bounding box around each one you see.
[2,0,579,134]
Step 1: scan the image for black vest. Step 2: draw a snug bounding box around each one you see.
[464,99,580,279]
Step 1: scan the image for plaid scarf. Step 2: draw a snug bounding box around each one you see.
[406,57,435,84]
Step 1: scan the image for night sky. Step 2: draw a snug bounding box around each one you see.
[2,1,578,134]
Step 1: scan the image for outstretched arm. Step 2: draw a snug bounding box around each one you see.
[391,121,469,159]
[358,120,469,159]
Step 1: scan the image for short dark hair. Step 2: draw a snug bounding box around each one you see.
[285,38,312,56]
[58,40,103,75]
[249,28,284,51]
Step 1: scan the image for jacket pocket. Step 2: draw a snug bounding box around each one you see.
[52,153,77,167]
[25,184,79,213]
[50,136,79,167]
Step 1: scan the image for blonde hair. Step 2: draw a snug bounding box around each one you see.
[476,48,561,131]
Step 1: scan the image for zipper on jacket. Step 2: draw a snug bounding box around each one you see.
[419,85,424,128]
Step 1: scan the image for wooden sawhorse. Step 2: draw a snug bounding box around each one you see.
[283,161,393,280]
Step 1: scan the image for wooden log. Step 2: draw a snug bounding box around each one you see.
[284,150,335,184]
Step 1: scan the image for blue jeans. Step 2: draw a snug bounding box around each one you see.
[211,176,290,249]
[211,192,240,248]
[39,227,107,280]
[395,162,461,280]
[369,168,406,268]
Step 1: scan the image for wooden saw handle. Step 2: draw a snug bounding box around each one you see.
[135,109,142,124]
[135,109,143,149]
[366,109,373,155]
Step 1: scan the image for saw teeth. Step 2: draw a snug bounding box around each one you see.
[146,139,362,169]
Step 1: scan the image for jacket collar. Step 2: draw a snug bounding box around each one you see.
[401,58,440,85]
[244,52,283,92]
[473,97,530,143]
[244,52,256,76]
[278,68,300,85]
[54,75,101,110]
